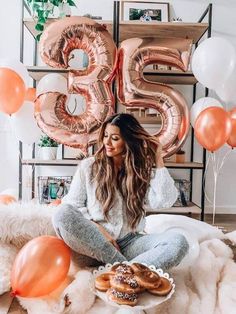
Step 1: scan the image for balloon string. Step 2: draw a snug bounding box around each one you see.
[217,147,233,173]
[67,98,77,115]
[210,148,232,225]
[211,152,217,225]
[202,153,212,205]
[7,116,36,199]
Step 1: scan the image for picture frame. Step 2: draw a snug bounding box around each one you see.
[38,176,72,204]
[121,1,170,22]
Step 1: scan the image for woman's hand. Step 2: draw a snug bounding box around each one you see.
[91,221,120,251]
[155,142,164,168]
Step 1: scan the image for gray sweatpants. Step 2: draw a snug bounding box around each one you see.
[52,204,189,271]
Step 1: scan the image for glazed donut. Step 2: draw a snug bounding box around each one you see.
[135,270,161,290]
[148,277,172,296]
[95,272,114,292]
[107,288,138,306]
[110,274,142,293]
[130,262,150,273]
[110,263,134,275]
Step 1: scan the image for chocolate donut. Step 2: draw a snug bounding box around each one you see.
[110,263,134,275]
[110,274,142,293]
[107,288,138,306]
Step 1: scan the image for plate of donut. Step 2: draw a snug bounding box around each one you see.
[93,261,175,313]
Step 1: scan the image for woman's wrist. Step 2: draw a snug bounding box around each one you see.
[155,156,164,168]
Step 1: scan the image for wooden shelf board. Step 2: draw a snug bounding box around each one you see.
[24,19,208,44]
[22,159,203,169]
[113,21,208,44]
[27,66,67,81]
[22,159,80,165]
[144,70,197,85]
[27,66,197,85]
[146,202,201,215]
[165,162,204,169]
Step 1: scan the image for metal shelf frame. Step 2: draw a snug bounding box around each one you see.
[113,1,212,221]
[19,1,213,220]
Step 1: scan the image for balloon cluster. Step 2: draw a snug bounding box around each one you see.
[191,37,236,152]
[0,59,42,144]
[190,97,235,151]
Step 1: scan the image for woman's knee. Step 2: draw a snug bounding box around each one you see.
[173,233,189,256]
[52,203,83,232]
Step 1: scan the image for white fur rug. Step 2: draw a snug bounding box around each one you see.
[0,202,236,314]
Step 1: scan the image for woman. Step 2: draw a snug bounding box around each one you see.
[53,113,189,270]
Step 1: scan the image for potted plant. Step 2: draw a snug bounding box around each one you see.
[38,135,59,160]
[25,0,76,41]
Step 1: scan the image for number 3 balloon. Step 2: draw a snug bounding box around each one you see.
[35,17,117,151]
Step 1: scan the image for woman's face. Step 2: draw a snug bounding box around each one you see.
[103,124,125,158]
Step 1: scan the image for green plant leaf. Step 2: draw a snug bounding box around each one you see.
[67,0,76,6]
[36,33,43,41]
[37,9,45,18]
[38,135,59,147]
[35,23,44,31]
[38,16,46,24]
[49,0,60,6]
[32,3,40,10]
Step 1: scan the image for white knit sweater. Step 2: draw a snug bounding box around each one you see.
[62,157,178,239]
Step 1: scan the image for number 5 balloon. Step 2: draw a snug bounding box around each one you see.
[117,37,192,157]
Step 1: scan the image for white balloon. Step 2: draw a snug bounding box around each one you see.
[216,69,236,105]
[190,97,223,127]
[36,73,68,97]
[0,58,29,87]
[191,37,236,90]
[10,101,42,144]
[167,227,200,271]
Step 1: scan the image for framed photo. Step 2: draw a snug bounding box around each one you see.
[38,176,72,204]
[121,1,170,22]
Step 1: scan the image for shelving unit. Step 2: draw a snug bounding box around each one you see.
[112,1,212,220]
[20,0,212,220]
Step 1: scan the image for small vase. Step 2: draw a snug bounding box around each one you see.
[176,150,185,163]
[40,147,58,160]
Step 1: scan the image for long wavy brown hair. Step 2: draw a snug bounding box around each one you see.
[91,113,159,229]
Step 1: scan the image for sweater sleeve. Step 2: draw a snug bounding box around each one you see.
[144,167,178,210]
[61,162,92,220]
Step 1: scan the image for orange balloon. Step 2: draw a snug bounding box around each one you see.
[195,107,232,152]
[0,68,26,115]
[0,194,16,205]
[49,199,62,206]
[11,236,71,297]
[25,87,36,102]
[227,108,236,148]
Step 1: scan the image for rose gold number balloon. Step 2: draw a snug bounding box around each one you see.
[117,37,192,157]
[35,17,117,151]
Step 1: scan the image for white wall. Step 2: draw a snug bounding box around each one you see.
[0,0,235,212]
